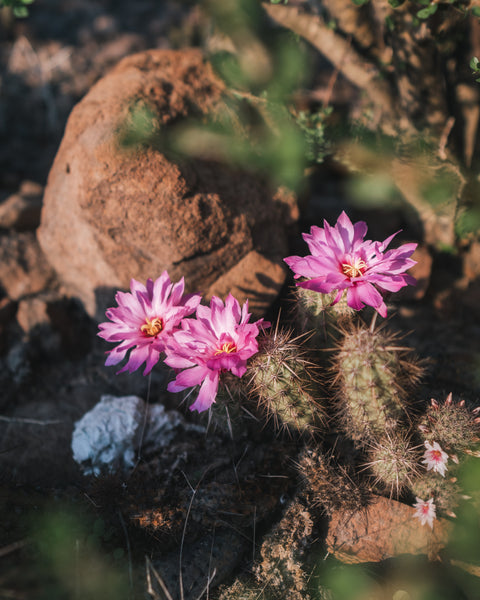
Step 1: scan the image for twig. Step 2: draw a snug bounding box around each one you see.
[0,539,28,558]
[252,506,257,564]
[438,116,455,161]
[369,312,378,334]
[179,471,202,600]
[322,35,352,110]
[0,416,62,425]
[262,2,395,117]
[195,568,217,600]
[145,556,174,600]
[206,526,216,600]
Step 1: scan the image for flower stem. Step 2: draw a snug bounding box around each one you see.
[370,311,378,333]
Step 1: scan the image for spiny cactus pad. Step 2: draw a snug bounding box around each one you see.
[333,324,422,443]
[248,327,325,436]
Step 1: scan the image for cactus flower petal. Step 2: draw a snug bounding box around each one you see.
[413,497,436,528]
[284,211,417,316]
[422,440,449,477]
[165,293,268,412]
[98,271,202,375]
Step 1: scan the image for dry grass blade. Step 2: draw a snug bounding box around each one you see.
[145,556,174,600]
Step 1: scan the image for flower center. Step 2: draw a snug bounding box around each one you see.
[140,316,164,337]
[421,503,430,515]
[214,341,237,356]
[430,450,443,463]
[341,258,367,278]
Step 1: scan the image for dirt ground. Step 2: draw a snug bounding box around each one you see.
[1,2,480,599]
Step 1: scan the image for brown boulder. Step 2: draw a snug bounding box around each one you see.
[326,495,451,564]
[38,48,292,320]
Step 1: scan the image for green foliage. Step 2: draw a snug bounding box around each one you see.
[417,4,438,19]
[321,564,377,600]
[455,205,480,237]
[34,510,130,600]
[420,168,460,207]
[470,56,480,82]
[347,172,401,209]
[296,107,332,165]
[446,458,480,567]
[0,0,34,17]
[118,0,311,191]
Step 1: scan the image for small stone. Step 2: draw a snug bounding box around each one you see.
[17,294,51,332]
[72,395,204,476]
[0,181,43,231]
[0,296,17,325]
[0,232,55,300]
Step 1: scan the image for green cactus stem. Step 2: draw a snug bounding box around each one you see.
[333,323,423,444]
[248,326,325,437]
[293,287,355,345]
[419,393,480,454]
[365,432,420,498]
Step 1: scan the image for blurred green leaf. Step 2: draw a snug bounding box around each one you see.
[455,206,480,237]
[322,564,376,600]
[347,173,400,209]
[35,510,130,600]
[0,0,34,17]
[417,5,438,19]
[420,169,460,207]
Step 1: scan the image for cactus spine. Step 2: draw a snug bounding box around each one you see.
[248,326,325,436]
[365,433,420,498]
[333,323,422,444]
[297,447,368,514]
[419,393,480,453]
[293,287,355,344]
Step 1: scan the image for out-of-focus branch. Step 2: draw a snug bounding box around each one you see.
[262,2,396,122]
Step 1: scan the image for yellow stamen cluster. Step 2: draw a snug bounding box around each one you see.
[341,259,367,279]
[214,342,237,356]
[140,316,163,337]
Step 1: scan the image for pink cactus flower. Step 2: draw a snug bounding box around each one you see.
[413,497,436,528]
[284,211,417,317]
[98,271,201,375]
[422,440,449,477]
[165,293,268,412]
